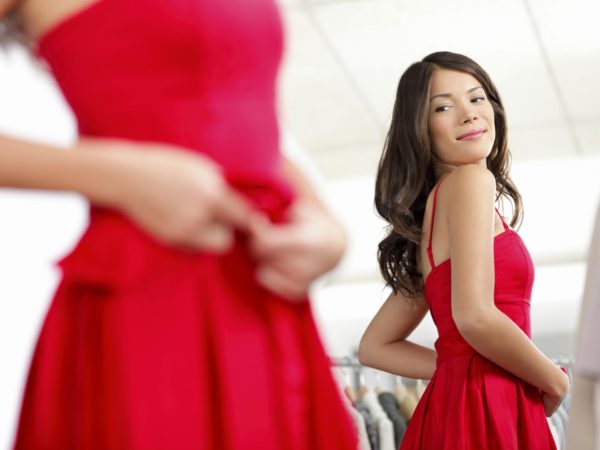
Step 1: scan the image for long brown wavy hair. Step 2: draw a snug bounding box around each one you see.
[375,51,523,298]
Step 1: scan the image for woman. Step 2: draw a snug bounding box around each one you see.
[359,51,569,449]
[0,0,357,448]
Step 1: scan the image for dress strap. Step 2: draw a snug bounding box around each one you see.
[427,174,450,269]
[495,207,509,231]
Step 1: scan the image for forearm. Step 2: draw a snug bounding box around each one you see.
[0,134,125,206]
[280,157,324,207]
[359,340,437,380]
[459,308,566,396]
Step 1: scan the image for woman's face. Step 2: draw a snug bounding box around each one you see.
[427,69,496,170]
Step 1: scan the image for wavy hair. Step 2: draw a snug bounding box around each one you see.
[375,51,523,298]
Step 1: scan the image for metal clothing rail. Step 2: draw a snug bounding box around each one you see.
[330,355,362,368]
[330,354,576,387]
[331,355,574,368]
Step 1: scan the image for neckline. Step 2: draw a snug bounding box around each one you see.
[35,0,108,50]
[423,228,516,288]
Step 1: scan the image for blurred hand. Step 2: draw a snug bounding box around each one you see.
[248,199,347,301]
[89,139,254,253]
[542,391,563,417]
[542,369,569,417]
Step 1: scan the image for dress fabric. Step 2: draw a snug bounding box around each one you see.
[12,1,357,449]
[399,176,557,450]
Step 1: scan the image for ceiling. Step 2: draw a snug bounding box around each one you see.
[277,0,600,179]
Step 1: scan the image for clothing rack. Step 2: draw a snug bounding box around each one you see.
[551,355,573,368]
[330,355,428,393]
[330,354,575,386]
[331,355,574,368]
[330,355,364,390]
[330,355,362,368]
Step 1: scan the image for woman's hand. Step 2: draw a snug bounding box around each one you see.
[248,199,347,301]
[542,392,562,417]
[83,138,255,253]
[542,368,569,417]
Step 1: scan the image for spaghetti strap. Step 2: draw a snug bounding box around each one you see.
[495,207,509,231]
[427,174,450,269]
[427,175,510,269]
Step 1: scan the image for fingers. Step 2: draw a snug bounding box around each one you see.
[189,222,235,253]
[256,266,308,302]
[184,184,256,252]
[248,213,300,259]
[542,393,561,417]
[247,201,344,299]
[214,187,255,232]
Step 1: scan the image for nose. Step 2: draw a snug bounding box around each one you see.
[461,105,478,124]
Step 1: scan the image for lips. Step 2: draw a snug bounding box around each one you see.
[457,129,485,140]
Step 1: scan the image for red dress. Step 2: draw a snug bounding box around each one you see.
[399,177,557,449]
[13,1,357,449]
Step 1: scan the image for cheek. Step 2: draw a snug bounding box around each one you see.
[486,106,496,128]
[429,117,453,152]
[487,110,497,141]
[429,117,447,141]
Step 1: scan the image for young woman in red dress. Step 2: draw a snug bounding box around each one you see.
[0,0,357,448]
[359,51,569,450]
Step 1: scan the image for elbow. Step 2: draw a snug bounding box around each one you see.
[358,330,384,367]
[453,308,495,344]
[357,335,371,366]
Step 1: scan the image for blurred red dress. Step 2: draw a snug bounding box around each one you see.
[13,0,357,448]
[399,176,557,449]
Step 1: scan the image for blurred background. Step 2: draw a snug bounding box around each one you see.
[1,0,600,447]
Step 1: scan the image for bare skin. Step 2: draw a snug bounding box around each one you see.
[0,0,347,301]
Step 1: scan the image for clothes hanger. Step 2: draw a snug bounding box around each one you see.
[357,368,369,400]
[341,367,357,403]
[375,370,383,395]
[416,379,427,399]
[394,375,408,403]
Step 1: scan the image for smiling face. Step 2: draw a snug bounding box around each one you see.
[428,69,496,172]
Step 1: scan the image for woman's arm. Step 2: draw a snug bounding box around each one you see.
[0,133,254,251]
[447,164,568,407]
[358,291,436,380]
[248,157,347,300]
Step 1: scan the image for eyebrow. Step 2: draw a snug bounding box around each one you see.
[429,86,484,102]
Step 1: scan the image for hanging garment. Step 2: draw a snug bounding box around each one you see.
[549,412,564,450]
[343,398,372,450]
[566,201,600,450]
[12,1,357,449]
[378,391,407,449]
[399,175,556,449]
[394,383,418,422]
[363,390,395,450]
[355,399,379,450]
[415,380,427,400]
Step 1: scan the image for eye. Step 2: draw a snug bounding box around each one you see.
[471,96,486,103]
[435,105,451,113]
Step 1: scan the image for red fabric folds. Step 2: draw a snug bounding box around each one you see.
[14,0,357,448]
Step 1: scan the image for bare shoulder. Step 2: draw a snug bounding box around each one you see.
[443,164,495,209]
[446,164,495,190]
